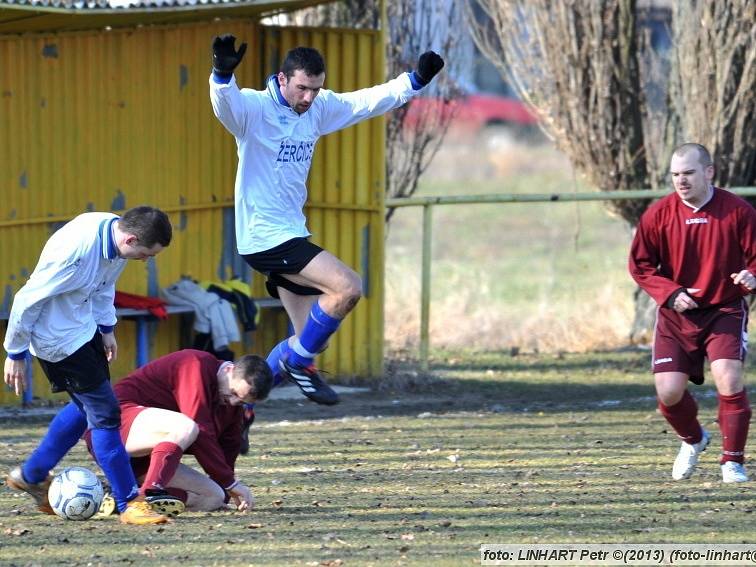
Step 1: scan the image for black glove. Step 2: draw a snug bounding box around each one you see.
[415,51,445,85]
[212,34,247,77]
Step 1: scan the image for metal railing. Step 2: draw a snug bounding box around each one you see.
[385,187,756,371]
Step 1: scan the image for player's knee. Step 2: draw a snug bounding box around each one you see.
[339,275,362,311]
[190,485,226,511]
[657,387,684,407]
[88,405,121,430]
[717,374,744,396]
[176,419,200,448]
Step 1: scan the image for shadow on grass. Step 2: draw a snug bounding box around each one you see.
[428,349,651,374]
[254,349,724,425]
[0,350,725,428]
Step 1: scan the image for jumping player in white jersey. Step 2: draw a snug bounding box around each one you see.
[209,35,444,404]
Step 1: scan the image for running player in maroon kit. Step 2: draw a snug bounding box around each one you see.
[93,349,273,515]
[629,143,756,483]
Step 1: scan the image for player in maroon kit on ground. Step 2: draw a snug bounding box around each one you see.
[91,349,273,516]
[629,143,756,483]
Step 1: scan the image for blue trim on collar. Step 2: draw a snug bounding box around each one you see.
[267,74,291,108]
[99,217,119,260]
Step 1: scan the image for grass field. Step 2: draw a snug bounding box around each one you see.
[2,141,754,565]
[385,139,641,354]
[1,350,755,566]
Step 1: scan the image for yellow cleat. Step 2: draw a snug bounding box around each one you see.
[96,492,117,517]
[119,497,169,525]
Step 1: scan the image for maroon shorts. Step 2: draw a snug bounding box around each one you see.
[652,298,749,382]
[83,403,151,479]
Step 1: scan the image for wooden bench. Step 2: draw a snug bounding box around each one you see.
[116,297,284,367]
[1,297,285,403]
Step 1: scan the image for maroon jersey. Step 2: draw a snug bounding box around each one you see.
[114,349,241,488]
[629,188,756,308]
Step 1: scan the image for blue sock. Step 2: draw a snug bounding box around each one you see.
[266,338,291,386]
[91,428,139,512]
[22,402,87,484]
[287,301,341,367]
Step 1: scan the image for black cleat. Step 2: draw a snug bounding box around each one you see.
[144,489,185,517]
[279,359,340,405]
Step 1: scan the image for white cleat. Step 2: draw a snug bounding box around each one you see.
[671,429,710,480]
[721,461,749,483]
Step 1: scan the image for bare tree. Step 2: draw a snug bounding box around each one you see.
[669,1,755,191]
[286,0,463,222]
[293,0,380,29]
[466,0,755,344]
[466,0,654,226]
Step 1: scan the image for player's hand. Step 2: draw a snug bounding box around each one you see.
[212,34,247,77]
[4,357,26,397]
[731,270,756,291]
[415,51,445,85]
[228,482,254,512]
[672,289,700,312]
[101,332,118,362]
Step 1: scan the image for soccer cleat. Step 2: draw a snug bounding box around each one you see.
[279,359,340,405]
[6,467,55,515]
[97,491,117,517]
[721,461,749,483]
[119,497,169,525]
[144,489,185,517]
[671,429,710,480]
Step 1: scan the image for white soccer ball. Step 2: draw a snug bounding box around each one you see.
[47,467,104,521]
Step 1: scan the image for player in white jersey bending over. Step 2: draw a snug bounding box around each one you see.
[210,36,444,404]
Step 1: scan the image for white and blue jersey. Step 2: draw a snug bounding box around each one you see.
[3,213,125,362]
[209,72,422,255]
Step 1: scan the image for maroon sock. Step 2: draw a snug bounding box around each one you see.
[658,390,702,444]
[140,441,184,494]
[165,487,188,504]
[718,390,751,464]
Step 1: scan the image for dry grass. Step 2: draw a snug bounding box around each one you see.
[385,135,637,355]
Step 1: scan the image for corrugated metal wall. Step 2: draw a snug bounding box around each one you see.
[0,21,386,405]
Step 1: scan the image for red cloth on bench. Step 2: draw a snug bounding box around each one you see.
[114,291,168,320]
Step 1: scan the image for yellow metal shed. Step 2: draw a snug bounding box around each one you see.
[0,0,388,404]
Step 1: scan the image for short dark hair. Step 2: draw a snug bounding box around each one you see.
[119,206,172,248]
[281,47,325,79]
[234,355,273,402]
[672,143,713,168]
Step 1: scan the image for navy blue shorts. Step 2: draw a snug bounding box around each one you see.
[242,237,324,298]
[38,333,120,430]
[38,332,110,394]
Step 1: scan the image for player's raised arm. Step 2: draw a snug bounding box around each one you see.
[209,34,254,138]
[317,50,445,135]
